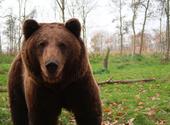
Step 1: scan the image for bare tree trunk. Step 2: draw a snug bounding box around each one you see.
[82,5,87,46]
[11,22,14,55]
[0,35,1,53]
[120,0,123,56]
[165,0,169,62]
[17,0,21,51]
[160,17,163,61]
[82,17,87,46]
[10,22,12,55]
[139,0,150,55]
[77,0,97,48]
[100,37,102,51]
[62,0,65,23]
[56,0,65,23]
[131,0,137,59]
[132,30,136,59]
[103,48,110,69]
[23,0,27,21]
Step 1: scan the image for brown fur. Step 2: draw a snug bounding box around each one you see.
[8,18,102,125]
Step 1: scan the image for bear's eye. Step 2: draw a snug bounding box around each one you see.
[39,42,45,48]
[59,43,66,50]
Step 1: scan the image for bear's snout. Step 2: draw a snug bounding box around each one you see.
[45,60,59,74]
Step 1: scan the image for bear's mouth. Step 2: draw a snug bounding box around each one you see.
[42,72,62,83]
[42,71,60,78]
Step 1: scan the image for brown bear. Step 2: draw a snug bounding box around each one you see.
[8,18,102,125]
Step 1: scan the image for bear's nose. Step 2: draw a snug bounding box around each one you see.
[45,60,59,74]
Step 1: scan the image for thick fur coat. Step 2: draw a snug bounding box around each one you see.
[8,18,102,125]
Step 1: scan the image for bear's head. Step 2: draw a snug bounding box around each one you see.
[21,18,88,84]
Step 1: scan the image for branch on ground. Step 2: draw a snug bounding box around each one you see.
[97,77,169,85]
[0,77,169,92]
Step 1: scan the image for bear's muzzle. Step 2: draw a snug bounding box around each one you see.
[45,60,59,74]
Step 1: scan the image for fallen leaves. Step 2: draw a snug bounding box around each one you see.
[102,117,135,125]
[117,111,122,115]
[147,96,161,101]
[100,77,170,124]
[103,99,109,103]
[138,102,143,105]
[156,92,159,97]
[135,93,140,102]
[138,106,144,109]
[115,116,120,120]
[149,85,152,90]
[2,96,5,101]
[126,118,136,125]
[105,108,110,113]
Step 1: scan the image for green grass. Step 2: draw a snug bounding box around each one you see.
[0,53,170,124]
[0,54,15,64]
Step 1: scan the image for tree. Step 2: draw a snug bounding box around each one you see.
[105,36,113,50]
[131,0,140,58]
[16,0,37,51]
[111,0,129,56]
[3,8,17,55]
[109,34,119,51]
[119,0,123,56]
[53,0,66,23]
[164,0,169,62]
[156,0,170,61]
[67,0,79,17]
[139,0,150,55]
[152,31,166,52]
[131,32,152,53]
[90,31,110,52]
[153,0,166,60]
[90,32,104,52]
[17,0,22,51]
[103,48,110,69]
[77,0,98,46]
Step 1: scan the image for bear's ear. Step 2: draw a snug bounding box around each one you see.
[65,18,81,38]
[23,19,40,40]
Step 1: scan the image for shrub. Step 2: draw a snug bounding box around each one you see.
[93,68,110,74]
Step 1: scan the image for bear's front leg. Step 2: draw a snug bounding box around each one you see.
[25,81,62,125]
[74,114,102,125]
[8,55,29,125]
[8,86,29,125]
[64,80,102,125]
[73,97,102,125]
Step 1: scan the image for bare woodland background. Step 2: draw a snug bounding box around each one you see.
[0,0,170,62]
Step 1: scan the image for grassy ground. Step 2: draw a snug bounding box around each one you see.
[0,53,170,124]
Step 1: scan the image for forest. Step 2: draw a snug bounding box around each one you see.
[0,0,169,60]
[0,0,170,125]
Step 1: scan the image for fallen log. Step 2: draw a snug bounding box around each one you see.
[97,76,169,85]
[0,77,169,92]
[97,78,156,85]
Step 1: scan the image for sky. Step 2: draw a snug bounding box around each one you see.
[0,0,167,50]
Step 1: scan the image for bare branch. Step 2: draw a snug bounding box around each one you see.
[56,0,62,10]
[97,77,169,85]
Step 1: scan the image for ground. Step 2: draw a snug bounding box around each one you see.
[0,53,170,125]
